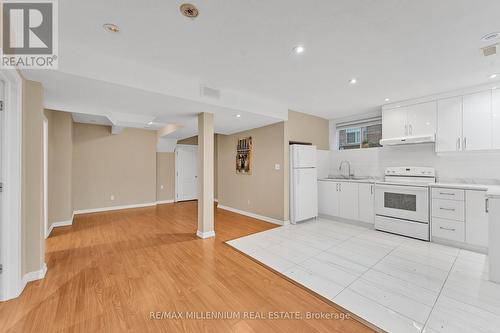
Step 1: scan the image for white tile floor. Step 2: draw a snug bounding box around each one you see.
[226,218,500,333]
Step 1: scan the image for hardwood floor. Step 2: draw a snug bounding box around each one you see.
[0,202,373,332]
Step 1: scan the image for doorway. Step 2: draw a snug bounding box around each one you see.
[175,144,198,202]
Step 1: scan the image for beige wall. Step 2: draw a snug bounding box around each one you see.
[45,110,73,223]
[72,124,157,210]
[156,152,175,201]
[21,79,45,275]
[218,122,286,221]
[287,110,330,150]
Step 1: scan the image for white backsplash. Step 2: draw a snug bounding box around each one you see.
[322,144,500,184]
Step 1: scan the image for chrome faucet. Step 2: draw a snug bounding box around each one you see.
[338,160,352,179]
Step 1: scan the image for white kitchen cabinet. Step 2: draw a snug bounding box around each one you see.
[318,181,339,217]
[382,102,436,139]
[463,91,492,151]
[406,102,437,137]
[493,89,500,149]
[358,183,374,224]
[436,97,463,152]
[338,182,359,220]
[465,190,489,248]
[382,108,407,139]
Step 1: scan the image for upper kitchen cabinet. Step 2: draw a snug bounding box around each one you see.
[382,101,436,139]
[406,102,437,137]
[463,90,492,151]
[493,88,500,149]
[382,107,407,139]
[436,96,463,152]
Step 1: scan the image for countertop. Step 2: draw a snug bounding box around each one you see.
[318,177,379,184]
[430,182,500,198]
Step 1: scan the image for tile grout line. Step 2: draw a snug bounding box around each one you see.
[330,234,405,299]
[421,249,461,331]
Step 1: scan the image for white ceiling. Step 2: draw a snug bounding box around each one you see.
[23,0,500,134]
[28,70,284,138]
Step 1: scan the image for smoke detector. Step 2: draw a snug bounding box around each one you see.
[180,3,199,18]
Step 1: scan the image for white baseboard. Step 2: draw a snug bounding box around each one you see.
[74,202,157,215]
[47,219,73,236]
[217,204,289,226]
[196,230,216,239]
[156,199,174,205]
[22,262,47,285]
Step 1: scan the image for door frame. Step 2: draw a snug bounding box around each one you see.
[175,144,198,202]
[0,69,23,301]
[43,118,49,238]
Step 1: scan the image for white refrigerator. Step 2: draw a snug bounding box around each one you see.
[290,144,318,224]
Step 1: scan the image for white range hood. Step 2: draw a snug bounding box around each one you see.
[379,134,435,146]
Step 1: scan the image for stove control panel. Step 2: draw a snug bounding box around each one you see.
[385,167,435,177]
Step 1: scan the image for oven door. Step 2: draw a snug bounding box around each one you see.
[375,184,429,223]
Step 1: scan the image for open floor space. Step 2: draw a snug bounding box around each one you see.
[228,219,500,333]
[0,203,372,332]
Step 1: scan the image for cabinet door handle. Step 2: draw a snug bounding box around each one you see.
[456,137,461,150]
[463,137,467,149]
[409,124,413,135]
[439,192,455,196]
[339,183,342,192]
[439,207,456,211]
[336,184,339,192]
[371,185,374,195]
[440,226,456,232]
[486,198,489,213]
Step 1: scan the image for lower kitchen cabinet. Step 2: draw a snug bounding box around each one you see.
[318,180,339,217]
[318,180,368,222]
[338,182,359,221]
[431,187,488,250]
[358,183,375,224]
[466,190,489,248]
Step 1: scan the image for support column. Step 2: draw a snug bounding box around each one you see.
[196,112,215,238]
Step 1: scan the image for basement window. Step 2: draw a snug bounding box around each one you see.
[337,117,382,150]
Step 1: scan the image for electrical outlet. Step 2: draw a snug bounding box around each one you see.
[160,185,164,190]
[275,164,280,170]
[110,195,115,201]
[247,199,251,205]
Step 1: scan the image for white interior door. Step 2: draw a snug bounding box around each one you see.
[175,145,198,201]
[0,80,4,283]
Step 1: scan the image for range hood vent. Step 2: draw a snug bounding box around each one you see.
[379,134,435,146]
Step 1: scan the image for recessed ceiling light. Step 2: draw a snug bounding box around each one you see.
[147,121,153,125]
[493,87,498,90]
[384,98,390,102]
[292,45,305,54]
[103,23,120,33]
[481,32,500,42]
[349,78,357,85]
[236,114,241,118]
[490,73,498,79]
